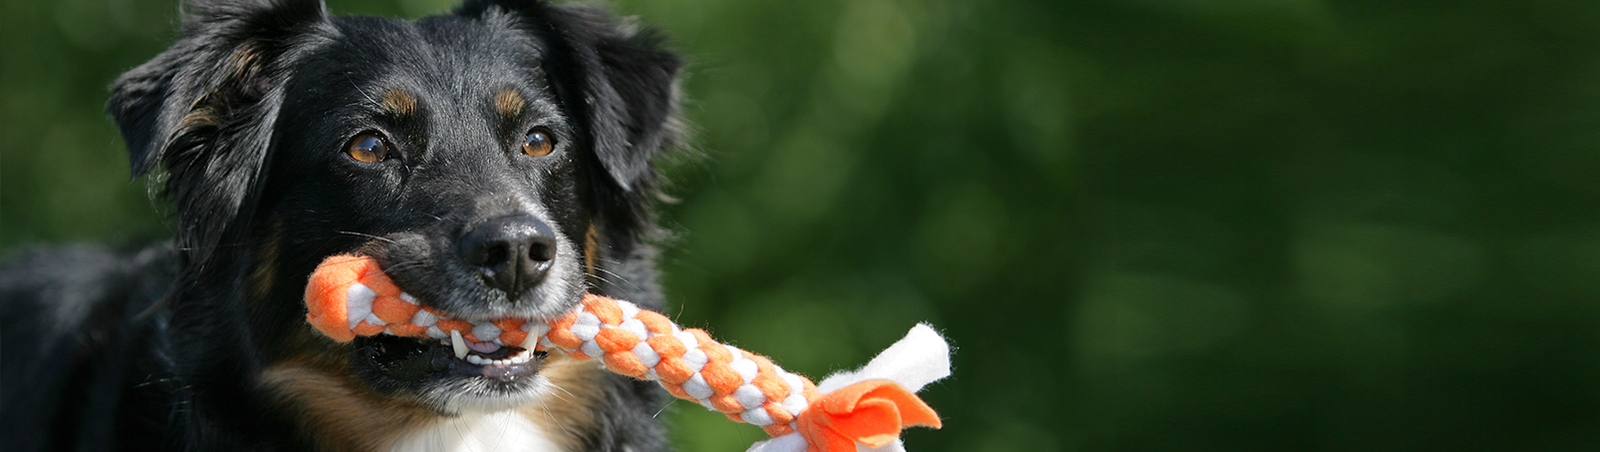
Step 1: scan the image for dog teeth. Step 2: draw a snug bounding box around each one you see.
[451,330,468,359]
[462,348,535,367]
[508,349,532,364]
[521,329,541,350]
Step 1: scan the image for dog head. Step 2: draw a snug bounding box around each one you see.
[108,0,679,415]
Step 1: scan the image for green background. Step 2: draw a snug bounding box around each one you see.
[4,0,1599,450]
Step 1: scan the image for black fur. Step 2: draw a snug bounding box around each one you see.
[1,0,682,450]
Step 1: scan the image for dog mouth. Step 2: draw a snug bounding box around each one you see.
[306,253,579,404]
[346,301,563,398]
[344,306,571,414]
[335,283,560,383]
[356,332,550,385]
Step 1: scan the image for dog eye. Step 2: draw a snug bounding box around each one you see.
[522,129,554,157]
[346,133,389,163]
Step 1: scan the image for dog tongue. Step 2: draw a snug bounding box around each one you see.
[465,339,501,354]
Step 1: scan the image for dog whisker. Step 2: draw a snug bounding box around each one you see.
[335,230,398,244]
[377,261,427,276]
[451,418,471,452]
[582,264,641,292]
[346,73,381,108]
[652,399,676,419]
[583,264,629,283]
[545,382,577,404]
[581,269,625,290]
[537,385,579,439]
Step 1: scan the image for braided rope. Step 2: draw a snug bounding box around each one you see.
[551,294,820,436]
[303,254,942,451]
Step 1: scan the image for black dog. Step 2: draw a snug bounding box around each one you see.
[1,0,683,450]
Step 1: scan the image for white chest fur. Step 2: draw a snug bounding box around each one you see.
[389,411,562,452]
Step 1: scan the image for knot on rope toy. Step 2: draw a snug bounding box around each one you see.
[796,380,942,452]
[303,255,951,452]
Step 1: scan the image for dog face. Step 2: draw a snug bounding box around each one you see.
[270,10,593,412]
[276,11,589,320]
[108,0,678,419]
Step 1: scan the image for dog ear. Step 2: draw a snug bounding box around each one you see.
[564,11,683,194]
[107,0,328,266]
[459,0,682,194]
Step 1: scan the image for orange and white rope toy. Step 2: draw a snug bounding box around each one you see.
[303,255,951,452]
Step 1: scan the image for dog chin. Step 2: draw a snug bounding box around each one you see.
[419,375,550,414]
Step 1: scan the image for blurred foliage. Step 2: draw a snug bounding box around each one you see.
[6,0,1600,451]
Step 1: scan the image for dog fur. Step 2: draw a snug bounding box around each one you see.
[0,0,683,450]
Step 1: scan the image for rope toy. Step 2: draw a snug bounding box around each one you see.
[304,255,951,452]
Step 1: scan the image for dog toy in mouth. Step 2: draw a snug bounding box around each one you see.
[304,254,950,452]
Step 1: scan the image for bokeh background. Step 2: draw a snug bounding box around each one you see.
[5,0,1600,450]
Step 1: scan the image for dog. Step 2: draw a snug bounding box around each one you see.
[0,0,685,450]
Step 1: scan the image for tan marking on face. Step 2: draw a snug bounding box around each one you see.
[231,45,261,75]
[520,354,605,451]
[179,107,220,129]
[260,361,435,452]
[583,224,601,282]
[179,90,222,129]
[181,46,264,130]
[380,89,417,117]
[495,89,525,118]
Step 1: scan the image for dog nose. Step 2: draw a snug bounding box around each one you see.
[459,215,557,297]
